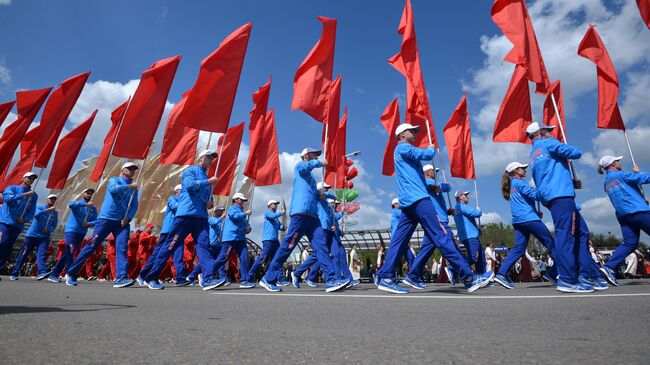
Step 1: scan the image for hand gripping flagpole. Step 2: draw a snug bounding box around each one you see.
[550,93,579,187]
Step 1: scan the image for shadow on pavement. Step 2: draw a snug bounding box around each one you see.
[0,303,136,315]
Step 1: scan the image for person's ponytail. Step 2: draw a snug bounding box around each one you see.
[501,172,511,201]
[597,166,605,175]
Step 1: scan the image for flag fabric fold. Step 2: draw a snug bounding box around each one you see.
[113,55,181,159]
[380,99,401,177]
[253,109,282,187]
[637,0,650,29]
[332,107,347,188]
[493,64,532,144]
[577,25,625,130]
[47,110,97,190]
[160,91,200,166]
[90,100,128,183]
[181,23,252,133]
[322,75,341,185]
[0,126,41,191]
[542,80,566,141]
[0,100,15,129]
[209,122,245,196]
[443,95,476,180]
[34,71,90,168]
[243,78,271,181]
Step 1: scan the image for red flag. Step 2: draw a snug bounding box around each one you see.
[577,25,625,131]
[160,91,200,166]
[34,72,90,168]
[291,16,336,123]
[0,126,41,191]
[253,109,282,187]
[322,76,341,185]
[209,122,245,196]
[637,0,650,29]
[243,78,271,181]
[47,110,96,190]
[0,87,51,174]
[380,99,401,177]
[90,101,128,183]
[542,80,566,142]
[491,0,551,94]
[332,108,347,188]
[444,95,476,180]
[113,55,181,159]
[493,64,532,144]
[0,100,15,129]
[181,23,252,133]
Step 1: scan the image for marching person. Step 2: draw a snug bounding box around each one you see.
[247,199,286,283]
[213,193,255,288]
[260,147,349,293]
[64,162,140,288]
[144,150,220,290]
[454,191,486,274]
[597,155,650,286]
[187,206,225,286]
[10,194,58,280]
[526,122,606,292]
[0,172,38,274]
[136,224,157,277]
[329,198,357,287]
[376,123,493,294]
[48,188,97,282]
[494,162,558,289]
[390,198,400,235]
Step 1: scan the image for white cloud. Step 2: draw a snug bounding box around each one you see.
[480,211,504,224]
[578,125,650,168]
[0,57,11,85]
[579,196,619,235]
[0,0,11,6]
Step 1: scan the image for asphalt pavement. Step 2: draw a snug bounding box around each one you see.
[1,277,649,364]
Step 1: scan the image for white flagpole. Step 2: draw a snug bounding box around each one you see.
[550,93,578,184]
[473,178,482,230]
[623,130,645,199]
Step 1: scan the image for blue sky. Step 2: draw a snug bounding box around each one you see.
[1,0,649,238]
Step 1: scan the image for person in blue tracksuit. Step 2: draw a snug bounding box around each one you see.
[48,188,97,282]
[65,162,140,288]
[188,205,226,286]
[390,198,401,236]
[376,123,493,294]
[0,171,38,275]
[248,199,286,282]
[10,194,58,280]
[526,122,604,293]
[213,193,254,288]
[260,147,349,293]
[328,199,357,286]
[597,155,650,287]
[292,250,321,287]
[493,162,559,289]
[136,184,184,286]
[144,150,220,290]
[454,191,486,274]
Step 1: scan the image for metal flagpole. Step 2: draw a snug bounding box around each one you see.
[473,178,481,230]
[123,142,155,223]
[322,122,329,185]
[623,129,645,199]
[212,133,227,178]
[550,93,578,184]
[435,148,454,211]
[206,132,214,151]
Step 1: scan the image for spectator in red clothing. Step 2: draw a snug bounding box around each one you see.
[137,224,157,271]
[227,251,240,282]
[183,235,196,273]
[127,229,142,279]
[98,234,116,281]
[55,239,66,262]
[85,243,104,280]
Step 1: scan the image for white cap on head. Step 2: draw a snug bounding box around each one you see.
[394,123,420,137]
[300,147,322,157]
[317,181,331,191]
[174,184,182,192]
[232,192,248,201]
[599,155,623,169]
[267,199,280,206]
[391,198,399,206]
[23,171,38,178]
[422,164,434,172]
[455,190,470,198]
[214,205,225,211]
[327,198,335,204]
[525,122,555,135]
[82,188,95,194]
[121,162,139,170]
[505,162,529,173]
[47,194,58,200]
[198,149,218,159]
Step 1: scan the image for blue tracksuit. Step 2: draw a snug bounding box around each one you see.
[509,178,541,224]
[294,252,321,282]
[529,137,598,284]
[248,209,286,281]
[379,141,474,282]
[188,216,225,281]
[11,205,58,277]
[0,185,37,271]
[145,165,215,283]
[426,178,451,223]
[604,169,650,271]
[331,210,352,281]
[49,200,97,278]
[455,202,485,273]
[263,159,338,285]
[214,204,251,282]
[67,176,139,280]
[391,208,401,235]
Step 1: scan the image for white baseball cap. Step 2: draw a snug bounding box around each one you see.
[317,182,331,190]
[214,205,225,211]
[327,198,335,204]
[198,149,218,159]
[599,155,623,169]
[422,164,440,172]
[394,123,420,137]
[267,199,280,206]
[300,147,322,157]
[174,184,182,192]
[455,190,470,198]
[47,194,58,200]
[525,122,555,135]
[232,192,248,201]
[121,162,139,169]
[505,162,529,173]
[23,172,38,178]
[82,188,95,194]
[391,198,399,206]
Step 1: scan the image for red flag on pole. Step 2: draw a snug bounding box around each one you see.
[90,101,128,183]
[253,109,282,187]
[47,110,97,190]
[209,122,245,196]
[542,80,566,141]
[491,0,551,94]
[637,0,650,29]
[444,95,476,180]
[243,78,271,181]
[0,100,15,129]
[291,16,336,123]
[160,91,200,166]
[322,75,341,184]
[113,55,181,159]
[181,23,252,133]
[34,72,90,168]
[577,25,626,131]
[0,126,41,191]
[332,107,347,188]
[380,99,401,177]
[0,87,51,174]
[493,64,532,144]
